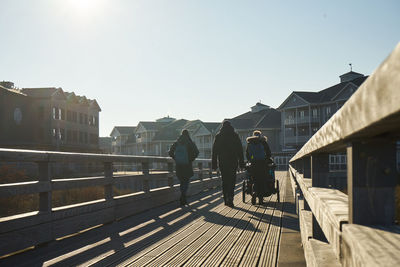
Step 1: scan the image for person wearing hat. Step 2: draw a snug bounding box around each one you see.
[245,130,272,204]
[212,120,245,207]
[169,129,199,206]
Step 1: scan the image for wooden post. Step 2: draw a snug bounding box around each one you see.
[142,162,149,175]
[167,162,174,187]
[303,156,311,178]
[104,162,113,201]
[198,162,203,181]
[347,140,397,225]
[311,154,329,188]
[142,162,150,192]
[38,161,51,213]
[208,162,212,178]
[310,153,329,240]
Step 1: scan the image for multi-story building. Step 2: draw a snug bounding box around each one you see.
[222,102,289,169]
[109,126,136,154]
[0,81,101,152]
[278,71,368,151]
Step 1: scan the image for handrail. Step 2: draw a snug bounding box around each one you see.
[289,42,400,266]
[291,42,400,162]
[0,148,221,257]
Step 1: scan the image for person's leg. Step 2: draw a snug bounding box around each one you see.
[228,169,237,206]
[179,176,189,205]
[220,168,229,205]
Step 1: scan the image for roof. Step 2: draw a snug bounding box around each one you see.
[279,75,369,108]
[339,71,364,78]
[225,107,281,130]
[0,85,27,96]
[110,126,136,136]
[203,122,221,132]
[152,119,189,141]
[139,121,170,131]
[21,87,59,98]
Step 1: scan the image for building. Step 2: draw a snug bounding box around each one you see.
[0,81,101,152]
[99,137,112,154]
[278,71,368,151]
[110,126,136,154]
[221,102,289,169]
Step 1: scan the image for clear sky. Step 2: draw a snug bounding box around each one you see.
[1,0,399,136]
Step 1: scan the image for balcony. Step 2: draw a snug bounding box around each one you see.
[284,135,311,145]
[284,116,319,126]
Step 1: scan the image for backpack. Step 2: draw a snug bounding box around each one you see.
[248,142,265,161]
[174,143,189,165]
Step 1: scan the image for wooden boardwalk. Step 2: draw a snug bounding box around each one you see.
[1,171,305,267]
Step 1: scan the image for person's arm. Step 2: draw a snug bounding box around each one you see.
[236,135,245,168]
[211,137,219,170]
[190,141,199,161]
[245,144,250,161]
[168,142,176,159]
[262,140,272,159]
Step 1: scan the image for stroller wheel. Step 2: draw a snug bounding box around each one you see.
[242,180,246,203]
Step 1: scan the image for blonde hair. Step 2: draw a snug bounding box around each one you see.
[253,130,262,136]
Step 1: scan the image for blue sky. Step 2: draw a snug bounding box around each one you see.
[1,0,399,136]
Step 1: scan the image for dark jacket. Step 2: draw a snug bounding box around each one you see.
[169,134,199,179]
[245,135,271,162]
[212,124,245,170]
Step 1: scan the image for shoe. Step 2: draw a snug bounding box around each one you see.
[259,197,263,205]
[180,195,187,206]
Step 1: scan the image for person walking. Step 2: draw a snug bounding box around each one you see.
[245,130,272,204]
[169,129,199,206]
[212,121,245,207]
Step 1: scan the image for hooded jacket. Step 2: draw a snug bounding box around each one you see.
[212,123,244,170]
[245,135,271,162]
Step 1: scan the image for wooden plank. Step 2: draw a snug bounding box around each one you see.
[222,196,273,266]
[341,224,400,267]
[0,181,50,197]
[0,211,52,234]
[51,177,111,191]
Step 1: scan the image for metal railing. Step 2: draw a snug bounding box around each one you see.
[0,149,223,257]
[289,43,400,266]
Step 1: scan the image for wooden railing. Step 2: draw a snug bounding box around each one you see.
[0,148,225,257]
[289,43,400,266]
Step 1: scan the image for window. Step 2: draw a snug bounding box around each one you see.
[67,110,72,121]
[300,110,305,118]
[84,114,88,125]
[79,113,83,124]
[72,112,77,122]
[52,128,57,138]
[312,109,318,118]
[53,107,57,120]
[326,106,331,115]
[58,108,62,120]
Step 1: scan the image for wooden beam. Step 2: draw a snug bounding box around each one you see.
[347,140,397,225]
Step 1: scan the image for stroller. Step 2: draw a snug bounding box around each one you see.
[242,158,280,204]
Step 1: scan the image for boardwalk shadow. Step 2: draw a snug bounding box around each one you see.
[202,210,260,232]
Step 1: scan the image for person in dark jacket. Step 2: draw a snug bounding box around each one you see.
[246,130,272,204]
[212,121,245,207]
[169,129,199,206]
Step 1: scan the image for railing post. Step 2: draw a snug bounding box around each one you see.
[347,140,397,225]
[142,162,150,192]
[38,161,51,213]
[104,162,113,201]
[310,153,329,241]
[198,162,203,181]
[167,162,174,187]
[311,154,329,188]
[303,156,311,178]
[208,162,212,178]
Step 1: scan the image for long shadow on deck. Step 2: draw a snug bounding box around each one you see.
[1,183,256,267]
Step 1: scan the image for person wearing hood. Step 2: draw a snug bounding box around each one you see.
[212,121,245,207]
[246,130,272,204]
[169,129,199,206]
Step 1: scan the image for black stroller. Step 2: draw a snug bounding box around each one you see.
[242,158,280,204]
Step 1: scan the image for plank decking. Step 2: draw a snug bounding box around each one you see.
[1,171,305,267]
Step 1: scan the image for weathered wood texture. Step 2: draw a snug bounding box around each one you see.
[291,42,400,160]
[341,224,400,267]
[0,172,300,267]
